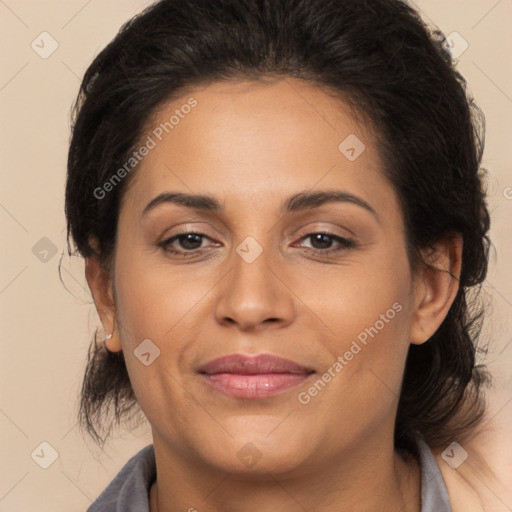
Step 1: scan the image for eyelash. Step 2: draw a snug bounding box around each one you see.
[159,231,356,257]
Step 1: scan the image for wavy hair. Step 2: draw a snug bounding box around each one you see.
[65,0,491,455]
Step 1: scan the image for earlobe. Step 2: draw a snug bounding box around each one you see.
[410,234,463,345]
[105,325,123,353]
[84,243,122,352]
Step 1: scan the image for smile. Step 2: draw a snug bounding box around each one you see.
[197,354,316,399]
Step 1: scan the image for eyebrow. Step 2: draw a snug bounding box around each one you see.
[141,190,379,221]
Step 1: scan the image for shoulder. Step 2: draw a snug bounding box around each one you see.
[430,420,512,512]
[416,437,452,512]
[87,445,156,512]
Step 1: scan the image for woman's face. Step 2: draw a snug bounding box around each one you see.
[106,78,428,474]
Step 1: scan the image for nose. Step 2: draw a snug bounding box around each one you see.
[214,243,295,332]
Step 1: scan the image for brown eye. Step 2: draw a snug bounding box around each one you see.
[173,233,204,250]
[159,232,215,256]
[308,233,336,249]
[296,232,355,254]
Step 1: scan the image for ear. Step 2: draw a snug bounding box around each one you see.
[409,233,463,345]
[84,239,122,352]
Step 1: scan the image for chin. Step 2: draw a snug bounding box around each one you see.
[194,427,312,477]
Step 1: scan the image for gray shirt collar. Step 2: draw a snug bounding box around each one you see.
[88,437,452,511]
[417,436,453,511]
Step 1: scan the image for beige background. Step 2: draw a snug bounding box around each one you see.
[0,1,511,510]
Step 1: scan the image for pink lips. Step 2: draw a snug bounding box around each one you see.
[198,354,315,399]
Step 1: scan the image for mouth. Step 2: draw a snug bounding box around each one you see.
[197,354,316,399]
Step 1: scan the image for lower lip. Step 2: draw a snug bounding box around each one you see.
[200,373,313,398]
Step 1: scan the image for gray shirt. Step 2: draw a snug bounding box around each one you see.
[86,437,452,511]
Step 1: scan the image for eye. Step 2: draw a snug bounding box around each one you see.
[295,232,355,254]
[159,230,356,258]
[159,232,218,256]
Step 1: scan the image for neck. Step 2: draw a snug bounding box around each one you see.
[149,433,421,512]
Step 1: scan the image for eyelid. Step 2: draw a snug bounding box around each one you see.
[294,231,356,252]
[289,220,357,239]
[159,230,217,248]
[159,229,356,259]
[158,223,219,242]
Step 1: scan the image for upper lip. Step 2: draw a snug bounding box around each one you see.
[197,354,314,375]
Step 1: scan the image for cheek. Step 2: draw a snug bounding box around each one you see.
[291,273,414,447]
[112,249,208,428]
[300,247,412,348]
[298,246,414,397]
[112,244,223,380]
[113,238,204,341]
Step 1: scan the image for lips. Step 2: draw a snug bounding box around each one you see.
[197,354,315,399]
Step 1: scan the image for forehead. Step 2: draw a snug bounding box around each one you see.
[122,78,396,219]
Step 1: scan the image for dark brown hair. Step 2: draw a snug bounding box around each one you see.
[65,0,491,455]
